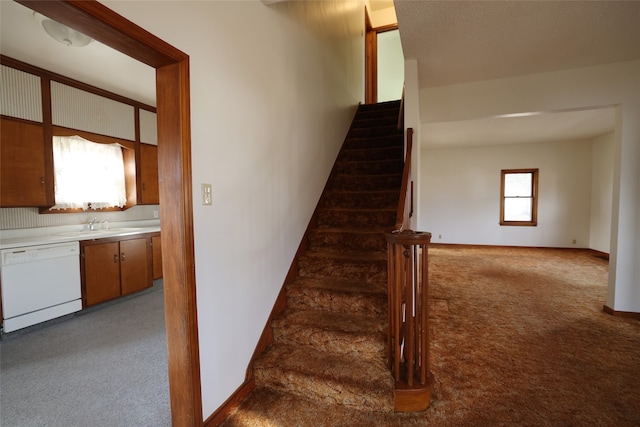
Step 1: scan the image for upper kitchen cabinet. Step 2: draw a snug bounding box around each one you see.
[0,65,53,207]
[1,118,52,207]
[138,110,159,204]
[139,143,159,204]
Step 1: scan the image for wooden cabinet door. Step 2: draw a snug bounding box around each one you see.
[0,119,49,207]
[139,143,159,205]
[120,237,151,296]
[84,242,121,306]
[152,234,163,280]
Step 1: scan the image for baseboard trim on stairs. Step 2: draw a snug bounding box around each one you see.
[603,305,640,320]
[207,194,323,424]
[204,379,255,427]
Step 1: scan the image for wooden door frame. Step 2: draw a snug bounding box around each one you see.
[365,7,376,104]
[17,2,202,426]
[365,8,399,105]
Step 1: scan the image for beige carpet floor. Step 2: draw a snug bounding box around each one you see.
[221,245,640,426]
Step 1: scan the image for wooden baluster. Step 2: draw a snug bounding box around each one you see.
[421,242,429,385]
[394,243,403,382]
[404,245,414,386]
[413,244,420,382]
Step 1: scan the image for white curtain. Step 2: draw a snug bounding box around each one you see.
[51,135,127,210]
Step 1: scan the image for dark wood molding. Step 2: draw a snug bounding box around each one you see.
[375,23,399,34]
[41,77,55,205]
[157,59,203,426]
[15,1,186,68]
[365,11,377,105]
[204,379,255,427]
[603,305,640,319]
[15,2,201,425]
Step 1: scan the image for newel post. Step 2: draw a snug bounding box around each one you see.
[385,229,433,412]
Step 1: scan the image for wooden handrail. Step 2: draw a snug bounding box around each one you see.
[387,126,433,412]
[397,85,405,130]
[394,128,413,231]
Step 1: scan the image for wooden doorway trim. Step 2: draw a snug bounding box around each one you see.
[365,7,376,104]
[365,7,400,105]
[17,2,202,426]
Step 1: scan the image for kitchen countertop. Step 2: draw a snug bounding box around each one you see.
[0,220,161,250]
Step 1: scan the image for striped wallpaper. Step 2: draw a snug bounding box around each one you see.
[51,81,136,140]
[0,205,158,230]
[139,109,158,145]
[0,65,43,122]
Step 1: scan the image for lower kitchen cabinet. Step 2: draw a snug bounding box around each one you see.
[82,236,152,307]
[151,234,163,280]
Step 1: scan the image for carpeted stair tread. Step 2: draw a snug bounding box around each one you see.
[317,207,396,228]
[343,135,403,150]
[323,190,400,209]
[253,345,394,412]
[298,249,388,283]
[335,158,403,175]
[348,126,402,138]
[328,173,402,191]
[287,277,387,318]
[300,248,387,262]
[271,309,386,359]
[220,387,406,427]
[287,276,386,296]
[308,227,388,252]
[339,146,403,162]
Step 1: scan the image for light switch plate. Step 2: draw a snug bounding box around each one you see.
[201,183,212,205]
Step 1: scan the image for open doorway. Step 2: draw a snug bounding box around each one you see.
[16,1,201,424]
[365,5,402,104]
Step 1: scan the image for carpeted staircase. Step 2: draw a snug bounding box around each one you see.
[251,101,404,413]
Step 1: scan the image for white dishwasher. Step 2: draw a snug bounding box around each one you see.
[1,241,82,333]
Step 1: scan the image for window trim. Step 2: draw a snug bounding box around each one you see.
[500,168,538,226]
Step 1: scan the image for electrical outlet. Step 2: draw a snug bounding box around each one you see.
[438,234,442,239]
[153,210,159,218]
[201,184,212,205]
[572,239,577,244]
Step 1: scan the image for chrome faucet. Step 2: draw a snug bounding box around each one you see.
[88,217,98,231]
[100,217,111,230]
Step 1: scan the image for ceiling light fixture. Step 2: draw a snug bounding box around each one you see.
[33,12,93,47]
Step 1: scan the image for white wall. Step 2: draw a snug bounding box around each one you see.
[590,131,614,253]
[418,60,640,313]
[366,2,397,28]
[404,59,420,231]
[420,139,593,247]
[377,29,404,102]
[102,0,365,418]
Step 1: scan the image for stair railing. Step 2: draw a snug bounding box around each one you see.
[394,127,412,231]
[397,85,405,130]
[386,127,433,412]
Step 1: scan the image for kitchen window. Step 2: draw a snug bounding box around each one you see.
[500,168,538,226]
[51,135,127,210]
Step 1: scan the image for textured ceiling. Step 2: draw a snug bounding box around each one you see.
[395,1,640,89]
[394,1,639,147]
